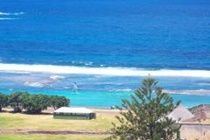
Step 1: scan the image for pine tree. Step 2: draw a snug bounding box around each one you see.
[109,77,181,140]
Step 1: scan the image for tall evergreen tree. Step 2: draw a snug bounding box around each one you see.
[109,77,181,140]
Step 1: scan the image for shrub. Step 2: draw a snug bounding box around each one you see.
[8,92,29,112]
[0,92,70,114]
[49,95,70,109]
[0,93,8,112]
[23,94,50,114]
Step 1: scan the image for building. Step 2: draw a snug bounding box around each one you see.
[167,105,194,123]
[53,107,96,120]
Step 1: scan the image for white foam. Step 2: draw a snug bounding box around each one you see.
[0,17,16,20]
[0,63,210,77]
[0,12,24,16]
[50,75,65,80]
[23,75,64,88]
[165,89,210,96]
[111,88,133,92]
[24,81,45,88]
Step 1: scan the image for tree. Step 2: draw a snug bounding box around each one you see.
[22,94,50,114]
[5,92,70,114]
[109,77,181,140]
[49,95,70,110]
[8,92,29,112]
[0,93,8,112]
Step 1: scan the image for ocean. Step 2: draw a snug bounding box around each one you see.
[0,0,210,108]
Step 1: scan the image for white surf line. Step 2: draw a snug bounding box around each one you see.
[164,89,210,95]
[0,12,24,16]
[0,63,210,77]
[0,17,16,20]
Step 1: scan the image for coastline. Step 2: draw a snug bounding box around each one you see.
[0,63,210,108]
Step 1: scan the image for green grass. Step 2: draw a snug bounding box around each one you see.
[0,135,106,140]
[0,112,117,131]
[0,112,117,139]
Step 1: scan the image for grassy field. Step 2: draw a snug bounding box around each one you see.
[1,112,210,140]
[0,112,116,140]
[0,112,117,131]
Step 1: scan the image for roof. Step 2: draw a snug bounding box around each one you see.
[167,105,194,122]
[54,107,94,114]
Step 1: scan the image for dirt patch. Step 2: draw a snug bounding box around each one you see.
[0,129,111,135]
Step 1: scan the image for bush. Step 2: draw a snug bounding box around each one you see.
[0,92,70,114]
[0,93,8,112]
[49,95,70,109]
[22,94,50,114]
[8,92,29,112]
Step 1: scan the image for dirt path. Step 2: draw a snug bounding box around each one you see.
[0,129,111,135]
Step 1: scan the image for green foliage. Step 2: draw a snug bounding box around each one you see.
[109,77,181,140]
[0,93,8,111]
[8,92,29,112]
[0,92,70,114]
[49,95,70,109]
[22,94,50,114]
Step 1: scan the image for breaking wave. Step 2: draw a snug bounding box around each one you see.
[23,75,65,88]
[0,11,24,16]
[110,88,133,92]
[165,89,210,96]
[0,17,16,20]
[0,63,210,77]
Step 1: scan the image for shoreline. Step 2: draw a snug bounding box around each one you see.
[2,89,210,108]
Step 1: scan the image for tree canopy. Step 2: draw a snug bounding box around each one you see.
[22,94,50,114]
[0,92,70,114]
[8,92,29,112]
[0,93,8,111]
[49,95,70,110]
[109,77,181,140]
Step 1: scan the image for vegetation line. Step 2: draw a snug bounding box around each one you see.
[0,92,70,114]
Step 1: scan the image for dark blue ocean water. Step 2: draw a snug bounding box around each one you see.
[0,0,210,107]
[0,0,210,69]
